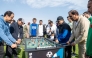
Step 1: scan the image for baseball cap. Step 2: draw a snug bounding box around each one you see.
[18,18,25,23]
[57,16,64,21]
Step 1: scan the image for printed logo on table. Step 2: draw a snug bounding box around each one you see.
[46,51,53,58]
[52,48,64,58]
[29,53,32,58]
[46,48,64,58]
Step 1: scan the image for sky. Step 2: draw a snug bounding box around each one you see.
[0,0,89,24]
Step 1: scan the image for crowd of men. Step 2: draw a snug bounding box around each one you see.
[0,0,92,58]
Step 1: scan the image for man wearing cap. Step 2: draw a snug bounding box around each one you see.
[67,10,90,58]
[56,16,71,58]
[6,18,24,58]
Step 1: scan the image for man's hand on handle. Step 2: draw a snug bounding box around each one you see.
[16,39,21,44]
[18,39,21,42]
[55,39,59,43]
[11,44,17,48]
[66,41,70,45]
[71,42,75,46]
[67,41,76,46]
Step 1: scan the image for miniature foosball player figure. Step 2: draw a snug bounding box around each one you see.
[28,42,31,45]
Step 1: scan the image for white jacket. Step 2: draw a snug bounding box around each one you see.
[46,24,57,35]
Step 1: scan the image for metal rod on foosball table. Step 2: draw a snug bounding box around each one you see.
[62,43,69,47]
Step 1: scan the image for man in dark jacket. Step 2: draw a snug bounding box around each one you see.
[5,18,24,58]
[56,16,71,58]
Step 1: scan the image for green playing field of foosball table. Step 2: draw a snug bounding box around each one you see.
[26,38,56,49]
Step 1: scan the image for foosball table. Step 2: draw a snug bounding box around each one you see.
[25,37,65,58]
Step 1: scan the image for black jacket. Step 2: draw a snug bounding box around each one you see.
[58,22,71,33]
[57,22,71,43]
[10,22,23,40]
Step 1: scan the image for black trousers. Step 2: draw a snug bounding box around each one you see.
[65,45,72,58]
[5,45,18,58]
[0,42,4,58]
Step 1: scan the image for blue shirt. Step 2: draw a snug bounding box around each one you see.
[30,23,38,36]
[0,16,16,46]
